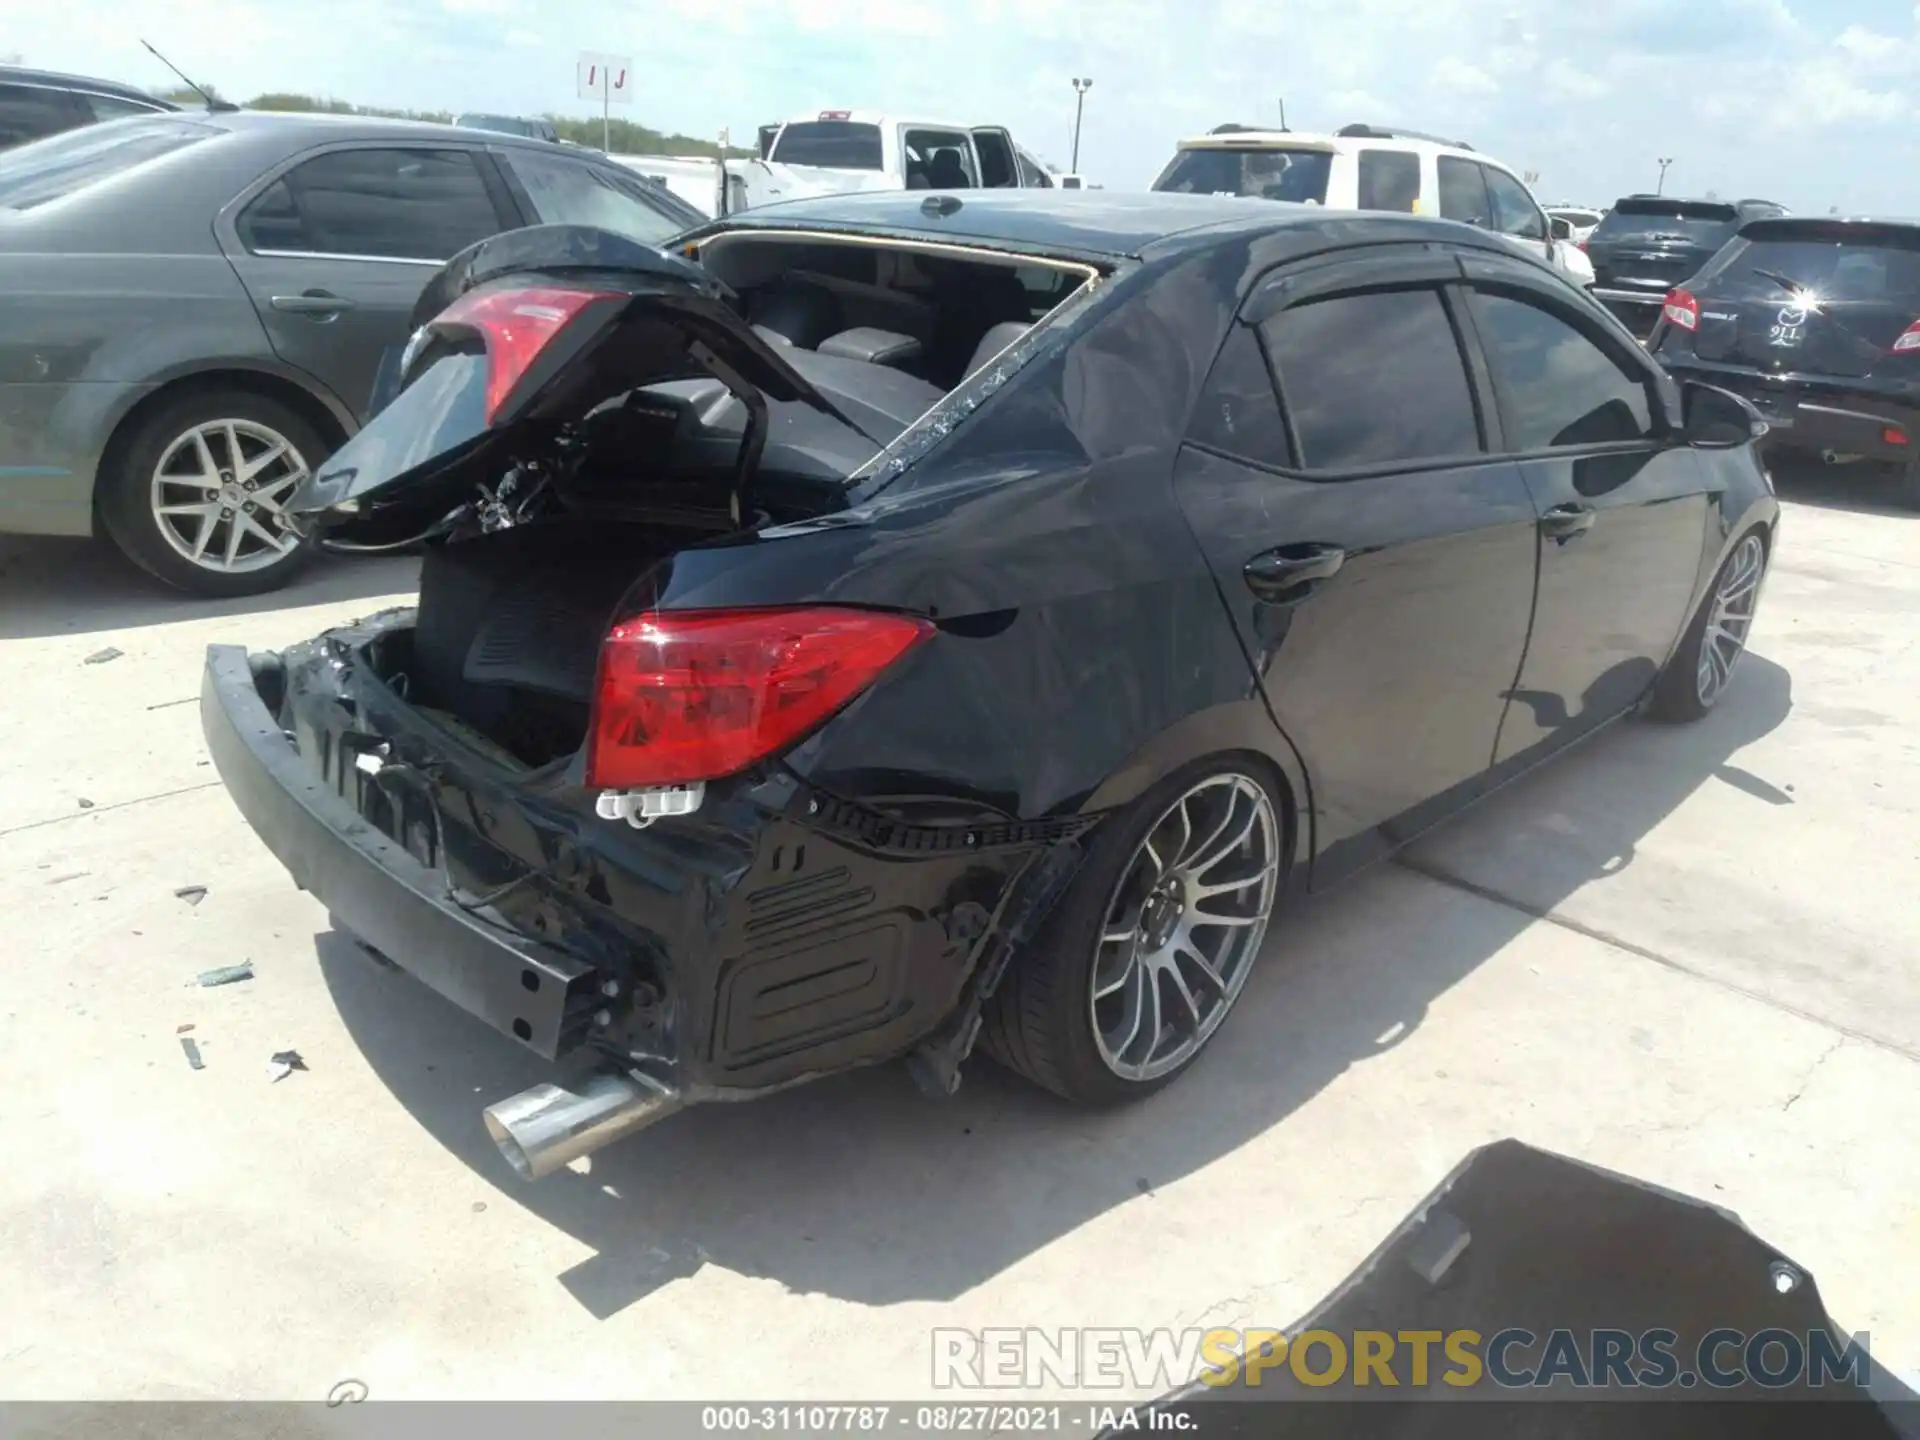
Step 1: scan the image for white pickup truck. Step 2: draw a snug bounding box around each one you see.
[720,110,1069,215]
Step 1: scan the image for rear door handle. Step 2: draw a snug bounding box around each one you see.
[1540,503,1596,541]
[1243,543,1347,603]
[270,290,355,317]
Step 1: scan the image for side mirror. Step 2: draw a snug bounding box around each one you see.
[1549,216,1573,241]
[1682,381,1769,448]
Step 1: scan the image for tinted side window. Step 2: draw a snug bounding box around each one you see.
[500,149,681,243]
[81,94,163,123]
[1472,291,1654,448]
[1188,325,1291,465]
[1484,167,1545,240]
[1262,287,1481,470]
[1437,156,1491,227]
[903,129,978,188]
[1356,150,1420,212]
[0,84,82,148]
[246,148,500,260]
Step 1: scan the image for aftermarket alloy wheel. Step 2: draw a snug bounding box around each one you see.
[981,760,1283,1102]
[1648,531,1767,722]
[100,392,322,597]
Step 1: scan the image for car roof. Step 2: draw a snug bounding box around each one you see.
[775,111,978,131]
[195,107,565,149]
[0,64,176,107]
[698,188,1524,263]
[1739,215,1920,236]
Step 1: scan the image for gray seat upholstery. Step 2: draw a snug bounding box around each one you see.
[964,321,1030,378]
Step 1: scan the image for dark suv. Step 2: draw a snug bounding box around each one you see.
[1651,216,1920,509]
[1587,195,1787,332]
[0,65,175,150]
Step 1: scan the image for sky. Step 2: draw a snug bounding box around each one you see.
[8,0,1920,214]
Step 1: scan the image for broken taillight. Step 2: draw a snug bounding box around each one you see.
[586,607,935,789]
[433,286,616,423]
[1889,320,1920,354]
[1662,288,1701,332]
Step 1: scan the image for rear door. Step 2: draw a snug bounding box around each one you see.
[218,143,518,418]
[1172,249,1541,882]
[970,127,1019,188]
[1456,253,1712,758]
[1679,220,1920,379]
[1436,155,1494,230]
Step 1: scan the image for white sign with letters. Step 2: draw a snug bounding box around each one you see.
[577,53,633,104]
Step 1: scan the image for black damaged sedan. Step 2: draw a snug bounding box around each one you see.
[200,193,1778,1179]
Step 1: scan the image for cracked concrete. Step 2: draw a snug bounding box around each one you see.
[0,459,1916,1402]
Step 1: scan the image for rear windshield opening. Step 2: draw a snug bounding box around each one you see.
[0,116,216,210]
[1152,146,1331,204]
[770,121,885,170]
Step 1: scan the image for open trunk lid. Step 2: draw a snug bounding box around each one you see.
[1673,219,1920,380]
[290,223,870,541]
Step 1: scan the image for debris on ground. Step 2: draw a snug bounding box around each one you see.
[48,872,88,885]
[176,1023,194,1034]
[173,885,209,906]
[180,1037,204,1071]
[194,962,254,988]
[83,647,123,665]
[76,798,95,810]
[267,1050,308,1082]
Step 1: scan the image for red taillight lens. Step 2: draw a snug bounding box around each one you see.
[1662,288,1700,332]
[586,607,935,789]
[1884,425,1910,447]
[1576,237,1588,252]
[435,286,612,422]
[1890,320,1920,354]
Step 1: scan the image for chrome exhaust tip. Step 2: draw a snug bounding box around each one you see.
[483,1068,683,1180]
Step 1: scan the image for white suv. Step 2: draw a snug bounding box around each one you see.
[1153,123,1593,288]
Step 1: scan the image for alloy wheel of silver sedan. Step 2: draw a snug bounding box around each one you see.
[150,419,310,575]
[1696,533,1765,708]
[1090,773,1280,1082]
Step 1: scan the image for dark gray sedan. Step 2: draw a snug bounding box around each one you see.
[0,109,704,594]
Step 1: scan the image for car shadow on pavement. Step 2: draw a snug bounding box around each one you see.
[0,536,420,640]
[317,655,1793,1319]
[1764,451,1913,519]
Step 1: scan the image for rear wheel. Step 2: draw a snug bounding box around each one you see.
[981,759,1283,1103]
[1898,454,1920,512]
[1647,531,1767,723]
[99,391,321,597]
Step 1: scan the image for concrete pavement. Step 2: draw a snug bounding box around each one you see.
[1,458,1914,1402]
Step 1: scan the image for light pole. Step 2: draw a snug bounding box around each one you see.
[1656,157,1674,195]
[1070,77,1093,174]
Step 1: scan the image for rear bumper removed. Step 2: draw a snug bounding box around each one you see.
[201,629,1079,1173]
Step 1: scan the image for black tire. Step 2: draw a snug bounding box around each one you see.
[980,755,1285,1104]
[1898,455,1920,513]
[98,390,323,597]
[1647,529,1768,723]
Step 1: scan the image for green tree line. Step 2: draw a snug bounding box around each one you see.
[159,87,748,157]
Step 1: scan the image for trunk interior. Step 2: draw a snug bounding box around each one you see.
[362,517,725,771]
